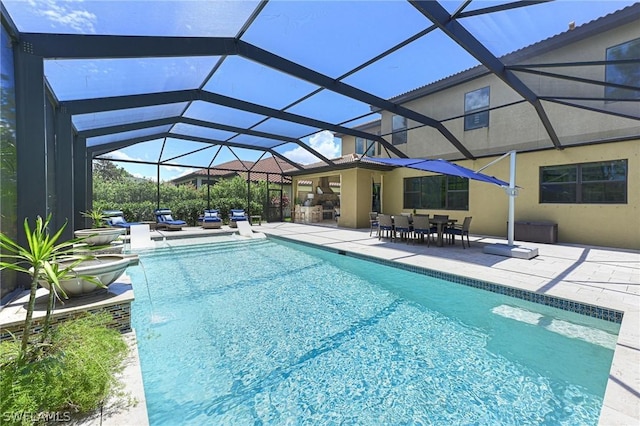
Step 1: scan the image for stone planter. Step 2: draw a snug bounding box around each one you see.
[74,228,125,246]
[38,255,133,297]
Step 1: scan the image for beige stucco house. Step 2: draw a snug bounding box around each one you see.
[288,7,639,250]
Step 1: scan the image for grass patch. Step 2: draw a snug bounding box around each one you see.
[0,313,129,425]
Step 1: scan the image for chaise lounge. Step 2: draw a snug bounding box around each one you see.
[229,209,248,228]
[199,209,222,229]
[154,208,186,231]
[103,210,140,229]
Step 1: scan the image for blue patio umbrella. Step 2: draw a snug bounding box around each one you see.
[366,157,510,187]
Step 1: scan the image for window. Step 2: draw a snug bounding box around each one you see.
[403,176,468,210]
[605,38,640,101]
[540,159,627,204]
[392,115,407,145]
[464,86,490,130]
[355,137,375,155]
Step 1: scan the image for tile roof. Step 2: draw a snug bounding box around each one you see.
[174,157,293,184]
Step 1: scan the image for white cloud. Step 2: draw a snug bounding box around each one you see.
[162,165,186,174]
[132,172,155,182]
[282,131,341,165]
[100,150,142,162]
[30,0,97,33]
[174,169,194,179]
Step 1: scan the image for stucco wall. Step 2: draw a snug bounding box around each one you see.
[376,21,639,160]
[379,140,639,249]
[333,168,373,228]
[328,22,639,249]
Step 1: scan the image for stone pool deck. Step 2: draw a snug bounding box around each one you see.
[2,222,637,424]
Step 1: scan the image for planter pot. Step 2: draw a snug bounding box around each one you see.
[39,255,132,297]
[74,228,125,246]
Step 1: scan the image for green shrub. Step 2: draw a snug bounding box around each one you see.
[93,162,274,224]
[0,313,129,425]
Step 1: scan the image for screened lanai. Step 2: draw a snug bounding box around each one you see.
[1,0,639,245]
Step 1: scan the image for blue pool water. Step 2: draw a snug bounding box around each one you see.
[129,238,619,425]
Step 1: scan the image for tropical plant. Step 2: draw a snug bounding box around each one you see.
[0,313,130,420]
[81,209,107,228]
[0,215,100,358]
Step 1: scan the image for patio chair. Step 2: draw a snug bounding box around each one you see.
[447,216,473,248]
[393,214,412,242]
[369,212,379,236]
[377,214,394,242]
[200,209,222,229]
[154,208,186,231]
[103,210,140,229]
[412,214,435,246]
[229,209,248,228]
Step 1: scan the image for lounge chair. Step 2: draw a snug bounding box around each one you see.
[229,209,248,228]
[200,209,222,229]
[154,208,186,231]
[103,210,140,229]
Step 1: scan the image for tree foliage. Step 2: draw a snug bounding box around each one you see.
[92,162,270,224]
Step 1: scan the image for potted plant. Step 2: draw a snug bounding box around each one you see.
[0,215,101,354]
[0,215,135,348]
[76,209,125,246]
[0,215,131,418]
[81,209,108,229]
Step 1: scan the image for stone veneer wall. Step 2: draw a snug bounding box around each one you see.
[0,301,132,342]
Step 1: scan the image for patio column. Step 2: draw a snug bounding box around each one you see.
[14,46,47,245]
[73,135,88,229]
[54,107,75,239]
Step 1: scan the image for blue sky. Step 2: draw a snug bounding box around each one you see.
[4,0,635,181]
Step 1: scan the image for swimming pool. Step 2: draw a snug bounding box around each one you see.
[129,237,619,425]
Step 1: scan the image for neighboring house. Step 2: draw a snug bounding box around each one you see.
[290,7,639,249]
[172,156,295,221]
[172,157,292,188]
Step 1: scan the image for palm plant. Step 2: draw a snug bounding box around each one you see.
[81,209,107,228]
[0,215,100,358]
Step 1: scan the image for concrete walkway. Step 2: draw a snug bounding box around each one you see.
[256,222,639,425]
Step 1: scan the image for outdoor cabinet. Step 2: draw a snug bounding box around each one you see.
[513,221,558,244]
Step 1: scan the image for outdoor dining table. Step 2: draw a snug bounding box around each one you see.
[429,217,457,247]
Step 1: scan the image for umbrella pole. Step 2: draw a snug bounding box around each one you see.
[477,150,517,246]
[508,151,516,246]
[482,151,538,259]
